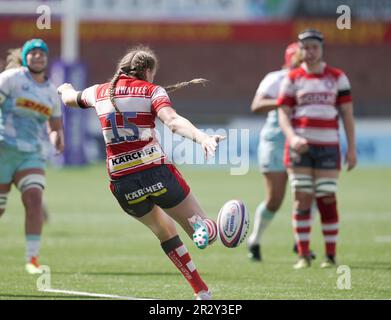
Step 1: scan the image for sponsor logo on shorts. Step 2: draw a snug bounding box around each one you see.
[321,159,337,168]
[109,144,164,173]
[125,182,167,204]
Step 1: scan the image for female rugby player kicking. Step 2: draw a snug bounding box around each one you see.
[58,46,225,299]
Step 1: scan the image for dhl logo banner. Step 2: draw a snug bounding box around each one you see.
[16,98,52,117]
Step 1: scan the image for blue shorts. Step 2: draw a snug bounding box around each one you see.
[0,142,46,184]
[110,164,190,218]
[285,144,341,170]
[258,138,286,173]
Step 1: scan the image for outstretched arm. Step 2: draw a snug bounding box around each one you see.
[157,107,225,158]
[57,83,79,107]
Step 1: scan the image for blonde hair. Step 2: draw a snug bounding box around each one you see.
[5,48,22,70]
[109,46,157,113]
[109,45,208,113]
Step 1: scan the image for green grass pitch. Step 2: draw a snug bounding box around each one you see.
[0,163,390,299]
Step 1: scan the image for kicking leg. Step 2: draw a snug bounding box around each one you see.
[136,205,211,299]
[163,192,218,248]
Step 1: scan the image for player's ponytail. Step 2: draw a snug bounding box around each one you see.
[5,48,23,70]
[109,69,123,114]
[109,46,209,113]
[163,78,209,93]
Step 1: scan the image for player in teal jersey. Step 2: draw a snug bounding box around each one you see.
[0,39,64,274]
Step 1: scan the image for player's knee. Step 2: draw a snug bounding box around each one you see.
[0,193,9,217]
[289,174,314,195]
[22,188,43,211]
[289,173,314,208]
[265,189,286,212]
[265,199,282,213]
[16,174,46,194]
[315,178,338,198]
[294,192,314,210]
[17,174,45,208]
[315,191,338,222]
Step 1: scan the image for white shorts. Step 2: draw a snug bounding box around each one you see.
[258,138,286,173]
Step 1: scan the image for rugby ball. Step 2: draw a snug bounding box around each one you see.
[217,200,249,248]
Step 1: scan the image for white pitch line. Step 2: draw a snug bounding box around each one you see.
[39,288,155,300]
[374,236,391,243]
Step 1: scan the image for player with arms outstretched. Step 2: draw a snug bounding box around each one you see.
[58,46,226,300]
[278,30,357,269]
[0,39,64,274]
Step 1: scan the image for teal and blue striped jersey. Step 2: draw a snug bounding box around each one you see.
[0,67,61,154]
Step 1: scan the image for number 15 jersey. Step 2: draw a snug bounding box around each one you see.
[78,75,171,180]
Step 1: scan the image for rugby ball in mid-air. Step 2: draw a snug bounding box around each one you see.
[217,199,249,248]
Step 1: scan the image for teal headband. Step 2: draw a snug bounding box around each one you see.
[21,39,49,67]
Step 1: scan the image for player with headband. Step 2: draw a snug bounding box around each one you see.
[278,29,357,269]
[0,39,64,274]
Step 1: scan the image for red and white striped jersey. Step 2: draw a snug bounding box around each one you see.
[277,63,352,145]
[78,75,171,179]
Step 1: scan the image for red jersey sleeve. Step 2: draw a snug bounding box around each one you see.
[77,84,98,109]
[277,73,297,108]
[151,86,172,114]
[336,72,352,105]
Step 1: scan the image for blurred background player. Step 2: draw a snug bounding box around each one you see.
[0,39,64,274]
[57,46,226,300]
[278,29,357,269]
[247,43,302,261]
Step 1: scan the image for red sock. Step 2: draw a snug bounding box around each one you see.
[292,209,312,257]
[204,218,217,245]
[316,195,339,257]
[161,235,208,294]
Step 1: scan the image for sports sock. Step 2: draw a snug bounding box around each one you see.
[292,208,311,257]
[316,195,339,257]
[26,234,41,262]
[161,235,208,294]
[248,202,275,246]
[203,218,217,245]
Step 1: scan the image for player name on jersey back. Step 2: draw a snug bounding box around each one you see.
[80,75,172,179]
